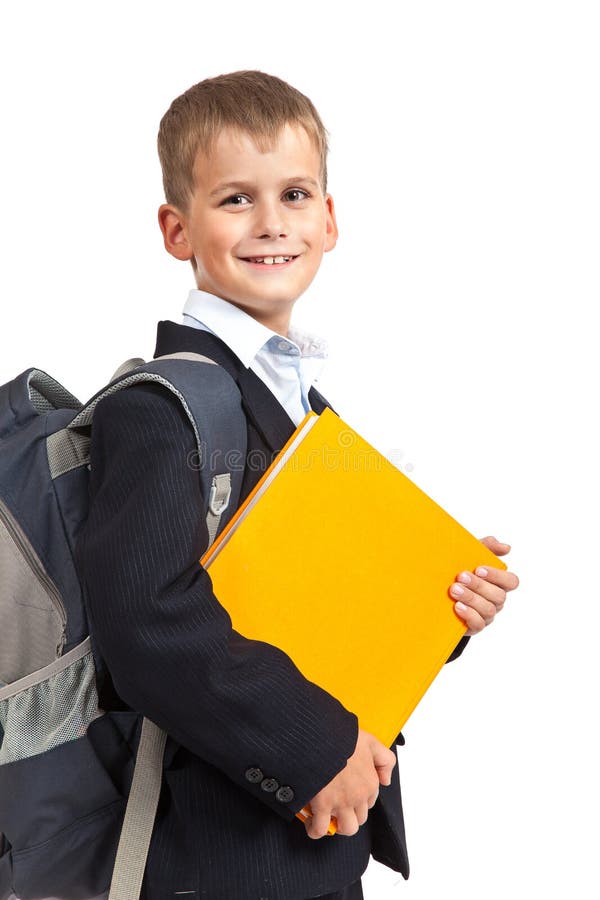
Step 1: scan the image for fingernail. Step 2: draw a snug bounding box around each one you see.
[455,601,467,613]
[451,584,464,597]
[458,571,471,585]
[475,566,488,577]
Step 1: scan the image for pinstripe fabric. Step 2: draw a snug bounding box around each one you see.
[74,323,411,898]
[311,881,363,899]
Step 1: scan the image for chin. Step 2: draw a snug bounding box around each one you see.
[242,285,302,305]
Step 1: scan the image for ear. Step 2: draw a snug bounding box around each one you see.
[158,203,194,262]
[324,194,338,253]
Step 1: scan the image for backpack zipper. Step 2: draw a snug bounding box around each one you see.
[0,497,67,642]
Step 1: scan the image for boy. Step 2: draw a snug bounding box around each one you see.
[75,71,518,899]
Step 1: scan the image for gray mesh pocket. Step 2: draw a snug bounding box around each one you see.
[0,638,102,765]
[0,498,66,685]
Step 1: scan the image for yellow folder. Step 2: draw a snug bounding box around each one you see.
[201,408,505,829]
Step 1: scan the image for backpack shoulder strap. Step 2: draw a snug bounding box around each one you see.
[151,353,246,541]
[50,353,246,539]
[108,717,167,900]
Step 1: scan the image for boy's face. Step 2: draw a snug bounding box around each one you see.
[159,123,337,335]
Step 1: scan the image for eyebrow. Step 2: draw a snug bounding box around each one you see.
[209,176,320,197]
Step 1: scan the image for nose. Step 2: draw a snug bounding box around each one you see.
[253,199,289,240]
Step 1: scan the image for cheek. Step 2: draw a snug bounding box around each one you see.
[306,210,329,245]
[194,215,242,268]
[209,216,245,253]
[304,219,329,262]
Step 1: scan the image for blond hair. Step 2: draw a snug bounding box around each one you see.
[157,70,329,211]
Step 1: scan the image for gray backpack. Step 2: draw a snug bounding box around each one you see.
[0,353,247,899]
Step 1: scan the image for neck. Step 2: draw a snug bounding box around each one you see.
[223,298,293,337]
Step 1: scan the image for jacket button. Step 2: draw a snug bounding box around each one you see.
[245,767,263,784]
[260,777,279,793]
[275,785,295,804]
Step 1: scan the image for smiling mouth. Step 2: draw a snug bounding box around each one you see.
[240,255,299,266]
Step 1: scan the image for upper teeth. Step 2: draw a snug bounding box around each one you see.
[248,256,291,264]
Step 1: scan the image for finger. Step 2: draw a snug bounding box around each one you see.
[454,571,506,610]
[335,809,360,836]
[367,790,380,809]
[474,565,520,592]
[450,585,497,627]
[355,802,370,827]
[375,766,392,787]
[480,535,511,555]
[452,599,487,635]
[375,761,395,787]
[306,809,335,840]
[372,746,396,787]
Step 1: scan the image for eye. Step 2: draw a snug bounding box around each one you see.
[221,194,251,207]
[283,189,309,203]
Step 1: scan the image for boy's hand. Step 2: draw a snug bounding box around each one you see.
[304,730,396,840]
[450,536,519,635]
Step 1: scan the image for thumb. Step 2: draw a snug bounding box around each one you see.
[480,535,511,556]
[371,740,396,786]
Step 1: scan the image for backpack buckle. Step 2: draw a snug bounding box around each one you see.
[208,474,231,516]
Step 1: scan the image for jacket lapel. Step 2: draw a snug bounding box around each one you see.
[154,320,299,455]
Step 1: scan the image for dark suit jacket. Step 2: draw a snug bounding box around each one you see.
[75,320,438,899]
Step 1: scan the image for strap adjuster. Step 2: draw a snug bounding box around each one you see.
[209,474,231,516]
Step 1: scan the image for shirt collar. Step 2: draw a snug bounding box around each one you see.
[182,289,328,368]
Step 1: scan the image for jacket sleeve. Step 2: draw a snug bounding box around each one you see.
[74,383,358,820]
[447,635,470,662]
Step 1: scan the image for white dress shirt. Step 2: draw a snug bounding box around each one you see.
[182,290,328,426]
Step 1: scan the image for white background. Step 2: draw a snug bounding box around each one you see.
[1,2,598,897]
